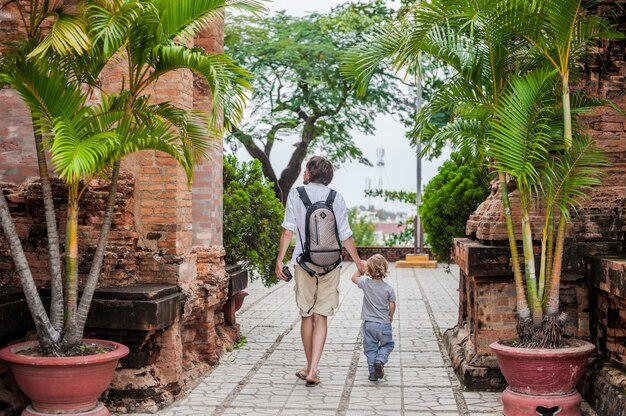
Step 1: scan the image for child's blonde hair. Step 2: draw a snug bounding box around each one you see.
[367,254,389,280]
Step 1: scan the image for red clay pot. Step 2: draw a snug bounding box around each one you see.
[490,339,595,395]
[0,339,129,416]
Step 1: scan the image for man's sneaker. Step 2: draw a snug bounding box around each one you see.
[369,372,377,382]
[374,361,384,379]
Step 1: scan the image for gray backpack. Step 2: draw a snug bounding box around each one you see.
[296,186,342,276]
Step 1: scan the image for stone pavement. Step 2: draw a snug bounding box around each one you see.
[128,262,503,415]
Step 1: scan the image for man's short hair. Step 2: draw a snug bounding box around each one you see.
[306,156,334,185]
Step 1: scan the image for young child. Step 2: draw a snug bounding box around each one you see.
[352,254,396,381]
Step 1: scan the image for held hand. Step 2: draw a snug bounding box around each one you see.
[357,260,367,276]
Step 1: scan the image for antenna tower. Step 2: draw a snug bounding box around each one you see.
[376,148,385,190]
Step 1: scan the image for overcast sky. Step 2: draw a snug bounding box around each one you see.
[232,0,449,213]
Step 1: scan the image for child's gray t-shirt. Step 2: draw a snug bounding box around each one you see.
[357,276,396,324]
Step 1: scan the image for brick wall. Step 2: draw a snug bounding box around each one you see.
[0,174,140,287]
[192,18,225,248]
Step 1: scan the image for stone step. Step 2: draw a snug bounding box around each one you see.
[396,260,438,268]
[406,254,430,262]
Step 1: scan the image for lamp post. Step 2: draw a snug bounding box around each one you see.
[414,60,423,254]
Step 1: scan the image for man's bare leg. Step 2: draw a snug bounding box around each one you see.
[301,315,314,373]
[306,313,327,380]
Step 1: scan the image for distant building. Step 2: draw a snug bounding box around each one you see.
[373,221,407,245]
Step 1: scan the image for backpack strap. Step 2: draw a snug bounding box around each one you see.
[325,189,337,207]
[296,186,312,209]
[297,254,317,277]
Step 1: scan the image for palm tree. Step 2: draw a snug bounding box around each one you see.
[0,0,264,354]
[342,0,621,346]
[488,69,609,346]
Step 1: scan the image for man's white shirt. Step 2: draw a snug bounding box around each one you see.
[282,182,352,264]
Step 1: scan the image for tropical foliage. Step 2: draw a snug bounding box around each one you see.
[0,0,262,354]
[419,154,489,263]
[223,155,284,286]
[343,0,622,347]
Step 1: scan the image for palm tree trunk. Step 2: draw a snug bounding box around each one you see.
[0,189,60,350]
[62,200,80,347]
[562,72,572,150]
[544,215,566,316]
[537,213,549,302]
[498,173,532,341]
[521,210,542,329]
[543,212,555,304]
[75,163,120,338]
[33,125,64,331]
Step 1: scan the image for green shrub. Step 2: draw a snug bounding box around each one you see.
[223,155,284,286]
[420,154,489,263]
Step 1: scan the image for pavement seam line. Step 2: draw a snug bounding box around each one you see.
[393,263,406,414]
[211,315,300,416]
[414,268,471,416]
[336,331,363,416]
[335,262,362,416]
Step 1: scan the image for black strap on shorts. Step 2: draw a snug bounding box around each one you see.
[306,276,319,315]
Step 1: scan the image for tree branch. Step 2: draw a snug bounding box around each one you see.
[265,121,299,155]
[277,119,319,203]
[231,126,282,200]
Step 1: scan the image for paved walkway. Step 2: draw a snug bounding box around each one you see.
[132,263,503,415]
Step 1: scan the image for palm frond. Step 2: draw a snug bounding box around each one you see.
[423,119,489,162]
[340,20,411,96]
[545,134,609,219]
[570,91,625,116]
[489,69,559,190]
[154,0,267,42]
[116,119,197,183]
[28,13,91,58]
[50,118,119,183]
[146,45,251,130]
[137,101,220,162]
[2,56,85,135]
[87,0,144,56]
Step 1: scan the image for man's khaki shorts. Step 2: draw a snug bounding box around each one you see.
[293,264,341,317]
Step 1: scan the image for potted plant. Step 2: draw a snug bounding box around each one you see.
[0,1,262,414]
[342,0,622,414]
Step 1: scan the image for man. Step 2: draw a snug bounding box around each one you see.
[275,156,366,387]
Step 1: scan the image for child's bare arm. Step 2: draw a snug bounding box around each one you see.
[388,301,396,322]
[351,260,367,284]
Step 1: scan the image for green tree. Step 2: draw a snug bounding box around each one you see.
[224,2,419,203]
[419,154,489,263]
[0,0,260,354]
[347,208,376,247]
[223,155,284,286]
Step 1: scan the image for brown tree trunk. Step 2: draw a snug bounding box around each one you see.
[277,123,317,204]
